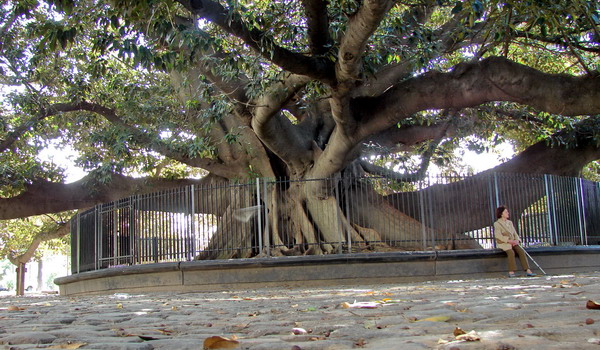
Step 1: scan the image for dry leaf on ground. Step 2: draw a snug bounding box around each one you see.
[455,330,481,341]
[47,342,87,349]
[453,327,466,336]
[415,315,451,322]
[341,301,379,309]
[203,335,240,349]
[292,328,308,335]
[586,300,600,310]
[6,305,25,311]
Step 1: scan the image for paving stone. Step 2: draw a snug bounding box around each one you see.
[1,272,600,349]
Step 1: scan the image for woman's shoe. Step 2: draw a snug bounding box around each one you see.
[526,272,536,277]
[508,273,516,278]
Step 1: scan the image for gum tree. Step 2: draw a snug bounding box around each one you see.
[1,0,599,257]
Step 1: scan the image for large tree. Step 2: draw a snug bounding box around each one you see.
[1,0,599,257]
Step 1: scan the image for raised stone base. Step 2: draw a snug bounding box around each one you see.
[55,246,600,296]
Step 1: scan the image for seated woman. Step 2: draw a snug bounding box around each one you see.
[494,206,535,278]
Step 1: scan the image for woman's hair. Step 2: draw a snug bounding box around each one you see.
[496,205,507,219]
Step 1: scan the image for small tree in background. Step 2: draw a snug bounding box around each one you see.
[0,214,71,295]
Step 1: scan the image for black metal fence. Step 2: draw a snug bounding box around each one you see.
[70,173,600,273]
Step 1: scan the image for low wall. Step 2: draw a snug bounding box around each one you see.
[55,246,600,296]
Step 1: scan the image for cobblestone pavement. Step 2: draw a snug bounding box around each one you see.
[1,272,600,349]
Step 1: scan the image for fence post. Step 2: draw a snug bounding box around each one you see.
[544,175,557,245]
[333,174,344,254]
[76,212,80,274]
[344,176,352,251]
[426,176,436,249]
[418,182,427,250]
[487,175,497,248]
[95,206,99,271]
[576,178,587,245]
[189,185,196,261]
[262,178,271,257]
[493,173,500,207]
[256,178,263,256]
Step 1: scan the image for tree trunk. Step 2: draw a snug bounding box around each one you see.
[16,263,25,296]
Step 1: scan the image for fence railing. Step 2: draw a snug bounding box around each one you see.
[70,173,600,273]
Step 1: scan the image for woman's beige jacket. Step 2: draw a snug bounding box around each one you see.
[493,219,521,251]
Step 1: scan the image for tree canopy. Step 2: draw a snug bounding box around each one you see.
[1,0,599,256]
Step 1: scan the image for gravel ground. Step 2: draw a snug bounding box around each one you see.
[1,272,600,349]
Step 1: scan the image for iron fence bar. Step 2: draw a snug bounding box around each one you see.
[544,175,555,245]
[333,174,342,254]
[493,173,500,208]
[76,212,80,274]
[578,179,588,245]
[95,206,99,271]
[190,185,196,260]
[262,177,270,257]
[344,177,351,251]
[256,178,263,255]
[418,182,427,250]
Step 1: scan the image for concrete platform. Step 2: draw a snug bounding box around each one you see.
[54,246,600,296]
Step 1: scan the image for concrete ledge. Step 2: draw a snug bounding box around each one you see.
[55,247,600,296]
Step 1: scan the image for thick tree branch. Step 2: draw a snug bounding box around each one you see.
[252,75,313,172]
[0,103,85,153]
[0,173,215,220]
[361,121,456,156]
[301,0,331,56]
[336,0,395,83]
[177,0,336,83]
[356,57,600,139]
[330,0,396,137]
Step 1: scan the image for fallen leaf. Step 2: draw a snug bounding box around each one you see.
[585,318,595,325]
[171,306,177,311]
[416,315,451,322]
[47,343,88,349]
[116,303,123,309]
[203,336,240,349]
[453,327,466,336]
[455,330,480,341]
[155,329,173,335]
[587,300,600,310]
[138,335,160,341]
[292,328,308,335]
[341,301,379,309]
[7,305,24,311]
[355,338,367,347]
